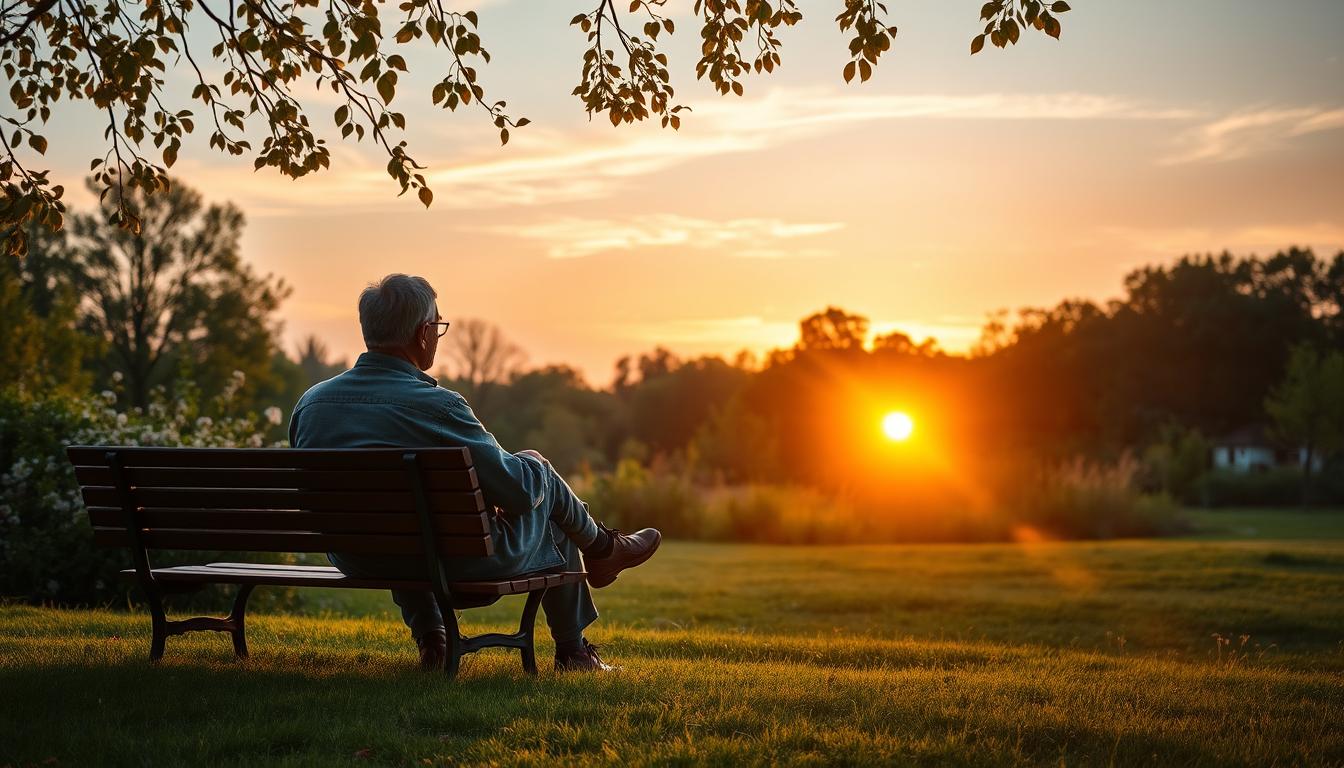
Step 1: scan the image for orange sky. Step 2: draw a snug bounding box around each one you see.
[37,0,1344,384]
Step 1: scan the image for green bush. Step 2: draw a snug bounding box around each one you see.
[576,459,707,539]
[1140,425,1211,503]
[703,485,862,544]
[1194,467,1323,507]
[0,377,301,609]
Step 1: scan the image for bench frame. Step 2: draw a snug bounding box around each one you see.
[88,448,582,678]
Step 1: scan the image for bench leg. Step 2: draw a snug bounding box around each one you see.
[518,587,546,676]
[437,594,462,680]
[144,584,254,662]
[144,584,170,662]
[433,588,550,678]
[229,584,255,658]
[149,608,168,662]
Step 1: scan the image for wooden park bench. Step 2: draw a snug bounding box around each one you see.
[66,445,586,678]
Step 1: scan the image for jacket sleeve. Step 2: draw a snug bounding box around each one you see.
[440,393,548,518]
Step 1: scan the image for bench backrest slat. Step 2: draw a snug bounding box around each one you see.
[78,486,487,514]
[72,466,479,492]
[89,528,491,556]
[66,446,494,558]
[85,507,491,536]
[65,446,473,471]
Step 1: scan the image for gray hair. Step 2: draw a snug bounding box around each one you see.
[358,274,438,348]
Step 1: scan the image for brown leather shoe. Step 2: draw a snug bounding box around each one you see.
[417,628,448,671]
[555,639,616,672]
[585,526,662,588]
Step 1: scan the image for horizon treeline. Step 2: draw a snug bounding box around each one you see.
[455,248,1344,482]
[3,181,1342,503]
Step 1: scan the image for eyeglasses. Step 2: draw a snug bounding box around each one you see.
[427,321,451,338]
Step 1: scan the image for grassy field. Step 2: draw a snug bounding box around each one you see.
[3,508,1343,766]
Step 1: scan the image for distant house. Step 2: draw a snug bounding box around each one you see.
[1212,425,1324,473]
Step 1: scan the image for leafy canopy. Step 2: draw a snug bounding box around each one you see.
[0,0,1071,254]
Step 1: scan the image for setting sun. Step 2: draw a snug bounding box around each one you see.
[882,411,915,442]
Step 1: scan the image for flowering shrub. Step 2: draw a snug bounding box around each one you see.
[0,373,297,608]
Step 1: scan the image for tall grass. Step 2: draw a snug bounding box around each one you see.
[577,455,1185,544]
[1009,454,1188,539]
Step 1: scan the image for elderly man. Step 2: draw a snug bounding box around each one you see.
[289,274,661,672]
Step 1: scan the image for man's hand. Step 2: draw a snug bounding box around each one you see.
[517,449,549,465]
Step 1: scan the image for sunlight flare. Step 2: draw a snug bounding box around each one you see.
[882,411,915,442]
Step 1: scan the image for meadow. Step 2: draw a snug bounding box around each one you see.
[2,508,1342,767]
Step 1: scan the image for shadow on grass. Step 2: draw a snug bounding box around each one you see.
[3,626,1343,767]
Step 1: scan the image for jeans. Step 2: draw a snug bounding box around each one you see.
[329,463,600,644]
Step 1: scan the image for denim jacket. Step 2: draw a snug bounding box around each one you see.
[288,351,564,576]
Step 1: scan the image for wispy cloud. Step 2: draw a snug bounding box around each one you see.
[417,90,1193,209]
[135,89,1194,216]
[477,213,844,258]
[122,89,1340,216]
[1161,106,1344,164]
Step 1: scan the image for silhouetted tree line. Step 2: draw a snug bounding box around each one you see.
[455,248,1344,504]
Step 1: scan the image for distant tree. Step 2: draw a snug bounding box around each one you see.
[971,309,1012,357]
[0,221,92,392]
[0,0,1073,255]
[636,347,679,382]
[441,318,525,404]
[296,335,348,386]
[624,354,749,457]
[873,330,940,357]
[797,306,869,351]
[1265,344,1344,499]
[65,179,291,408]
[692,395,780,482]
[474,364,620,473]
[988,249,1344,447]
[612,355,635,393]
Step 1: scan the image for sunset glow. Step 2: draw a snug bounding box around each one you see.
[26,2,1344,383]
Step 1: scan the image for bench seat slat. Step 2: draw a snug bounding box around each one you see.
[87,507,492,536]
[129,563,588,595]
[74,466,479,492]
[66,446,473,471]
[81,486,487,514]
[92,528,494,557]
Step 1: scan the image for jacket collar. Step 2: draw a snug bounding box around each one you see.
[354,351,438,386]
